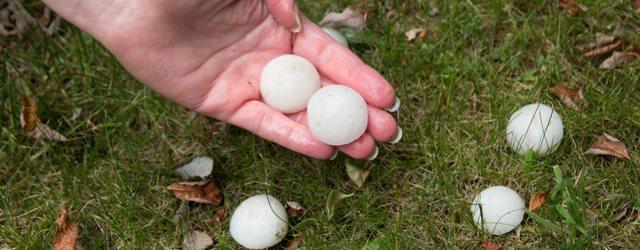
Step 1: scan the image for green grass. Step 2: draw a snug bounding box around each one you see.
[2,0,639,248]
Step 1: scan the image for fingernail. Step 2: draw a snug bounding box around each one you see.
[367,147,379,161]
[291,12,302,33]
[390,127,403,144]
[386,97,400,112]
[329,151,338,160]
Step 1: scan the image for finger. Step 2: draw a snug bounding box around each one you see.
[337,134,377,160]
[265,0,302,33]
[42,0,106,35]
[294,18,396,109]
[367,106,400,142]
[287,111,376,159]
[228,100,334,159]
[287,111,307,124]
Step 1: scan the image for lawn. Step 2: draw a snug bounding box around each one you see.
[1,0,639,248]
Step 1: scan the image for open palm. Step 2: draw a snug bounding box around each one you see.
[44,0,400,159]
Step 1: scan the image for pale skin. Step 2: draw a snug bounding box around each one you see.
[43,0,400,159]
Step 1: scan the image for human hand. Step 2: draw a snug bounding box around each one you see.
[43,0,401,159]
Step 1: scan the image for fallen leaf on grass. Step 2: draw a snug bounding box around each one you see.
[585,134,630,159]
[325,190,353,219]
[54,205,78,250]
[528,191,549,211]
[346,164,370,188]
[404,28,427,42]
[68,108,82,123]
[614,207,639,222]
[168,180,223,205]
[583,35,621,57]
[481,241,503,250]
[550,86,587,110]
[284,233,303,250]
[20,95,38,133]
[635,0,640,12]
[182,230,214,250]
[175,157,213,180]
[20,95,68,141]
[599,51,639,69]
[559,0,583,16]
[285,201,305,217]
[428,7,439,16]
[213,208,226,225]
[0,0,36,36]
[319,6,367,31]
[363,236,391,250]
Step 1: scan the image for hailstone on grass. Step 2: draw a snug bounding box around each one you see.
[307,85,368,146]
[260,54,321,113]
[229,194,288,249]
[322,27,349,47]
[506,103,564,155]
[470,186,525,235]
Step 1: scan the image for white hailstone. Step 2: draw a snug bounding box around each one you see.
[260,54,321,113]
[470,186,525,236]
[307,85,368,146]
[322,27,349,47]
[506,103,564,155]
[229,194,288,249]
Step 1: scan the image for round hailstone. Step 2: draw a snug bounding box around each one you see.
[506,103,564,155]
[260,54,321,113]
[229,194,288,249]
[307,85,368,146]
[470,186,525,235]
[322,27,349,47]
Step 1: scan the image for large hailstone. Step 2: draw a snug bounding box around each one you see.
[307,85,368,146]
[506,103,564,155]
[260,54,321,113]
[229,194,288,249]
[470,186,525,235]
[322,27,349,47]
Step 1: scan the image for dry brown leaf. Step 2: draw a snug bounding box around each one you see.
[481,241,503,250]
[585,134,630,159]
[405,28,427,42]
[593,34,617,47]
[635,0,640,12]
[284,233,304,250]
[182,230,214,250]
[285,201,305,217]
[613,208,639,222]
[583,36,621,57]
[318,6,367,31]
[0,0,36,36]
[168,180,223,205]
[20,95,69,141]
[213,208,226,225]
[428,7,439,16]
[550,86,587,110]
[20,95,38,133]
[528,191,549,211]
[600,51,639,69]
[54,205,78,250]
[24,123,69,141]
[559,0,582,16]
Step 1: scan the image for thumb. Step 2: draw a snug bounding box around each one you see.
[265,0,302,33]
